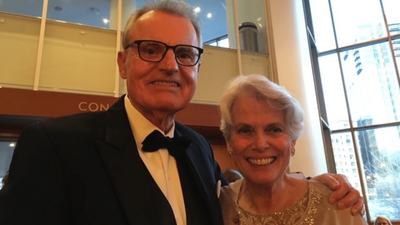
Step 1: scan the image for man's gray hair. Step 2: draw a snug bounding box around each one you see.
[122,0,202,49]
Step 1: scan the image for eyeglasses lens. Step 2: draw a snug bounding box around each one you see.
[138,41,200,66]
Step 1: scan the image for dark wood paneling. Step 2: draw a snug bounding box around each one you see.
[0,87,224,142]
[0,88,118,117]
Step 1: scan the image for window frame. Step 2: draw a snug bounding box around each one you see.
[303,0,400,222]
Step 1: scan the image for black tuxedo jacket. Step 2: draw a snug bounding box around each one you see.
[0,96,227,225]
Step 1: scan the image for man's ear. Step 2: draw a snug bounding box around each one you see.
[197,62,201,74]
[117,51,127,79]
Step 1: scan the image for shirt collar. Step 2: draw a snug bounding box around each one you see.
[123,95,175,150]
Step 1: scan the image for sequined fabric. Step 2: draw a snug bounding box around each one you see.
[219,179,367,225]
[232,187,321,225]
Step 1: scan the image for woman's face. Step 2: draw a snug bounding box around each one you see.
[376,218,389,225]
[226,95,296,187]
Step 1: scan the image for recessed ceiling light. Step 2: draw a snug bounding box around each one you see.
[207,13,212,19]
[9,143,15,147]
[194,7,201,13]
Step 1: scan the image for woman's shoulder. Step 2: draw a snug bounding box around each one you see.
[309,179,334,195]
[308,180,367,225]
[219,178,244,225]
[220,178,243,201]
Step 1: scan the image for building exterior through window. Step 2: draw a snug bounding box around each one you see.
[306,0,400,222]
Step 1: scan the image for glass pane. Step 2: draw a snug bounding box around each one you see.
[340,42,400,127]
[219,37,230,48]
[355,126,400,220]
[0,13,40,89]
[236,0,268,54]
[382,0,400,35]
[47,0,117,30]
[0,141,15,190]
[330,0,386,47]
[331,132,363,194]
[0,0,43,17]
[318,54,350,130]
[309,0,336,52]
[39,21,117,96]
[187,0,228,47]
[121,0,141,33]
[392,37,400,70]
[121,0,230,48]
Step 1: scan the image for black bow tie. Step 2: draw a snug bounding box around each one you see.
[142,130,192,158]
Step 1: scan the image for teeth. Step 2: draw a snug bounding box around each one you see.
[247,158,274,165]
[153,81,178,87]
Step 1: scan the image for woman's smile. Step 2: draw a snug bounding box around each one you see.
[247,157,276,165]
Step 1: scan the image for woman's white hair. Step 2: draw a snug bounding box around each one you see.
[374,215,393,225]
[219,74,304,140]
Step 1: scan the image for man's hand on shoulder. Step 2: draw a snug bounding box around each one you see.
[312,173,365,216]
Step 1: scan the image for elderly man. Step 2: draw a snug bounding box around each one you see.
[0,1,363,224]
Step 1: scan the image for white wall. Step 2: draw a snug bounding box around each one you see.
[0,2,329,177]
[268,0,328,176]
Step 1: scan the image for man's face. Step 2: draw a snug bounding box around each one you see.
[117,11,200,120]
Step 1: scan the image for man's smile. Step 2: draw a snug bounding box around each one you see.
[151,81,180,87]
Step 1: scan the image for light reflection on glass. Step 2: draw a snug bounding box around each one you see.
[340,43,400,127]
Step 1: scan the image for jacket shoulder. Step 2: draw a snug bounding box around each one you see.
[27,111,107,132]
[175,121,209,143]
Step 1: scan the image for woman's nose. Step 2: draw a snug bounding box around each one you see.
[253,133,269,150]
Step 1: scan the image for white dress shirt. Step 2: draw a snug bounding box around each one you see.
[124,95,186,225]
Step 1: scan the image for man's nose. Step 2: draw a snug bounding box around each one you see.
[159,49,178,71]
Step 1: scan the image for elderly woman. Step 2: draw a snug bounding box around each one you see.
[219,74,367,224]
[374,215,393,225]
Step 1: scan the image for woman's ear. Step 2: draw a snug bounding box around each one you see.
[226,139,232,151]
[226,139,234,157]
[291,139,297,149]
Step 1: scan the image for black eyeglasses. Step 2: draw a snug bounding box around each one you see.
[124,40,203,67]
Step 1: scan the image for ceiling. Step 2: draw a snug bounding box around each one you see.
[0,0,228,43]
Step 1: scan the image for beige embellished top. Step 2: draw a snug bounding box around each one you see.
[219,179,367,225]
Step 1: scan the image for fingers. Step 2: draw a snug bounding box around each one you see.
[331,174,365,216]
[312,173,340,192]
[336,188,365,216]
[314,173,365,216]
[335,187,359,209]
[329,174,352,203]
[338,191,364,215]
[351,196,365,216]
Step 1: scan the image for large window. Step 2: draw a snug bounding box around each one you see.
[306,0,400,222]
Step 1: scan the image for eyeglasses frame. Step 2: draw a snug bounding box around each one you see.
[124,40,204,67]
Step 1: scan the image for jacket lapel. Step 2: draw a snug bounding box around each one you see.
[175,128,223,225]
[96,97,222,225]
[95,96,159,225]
